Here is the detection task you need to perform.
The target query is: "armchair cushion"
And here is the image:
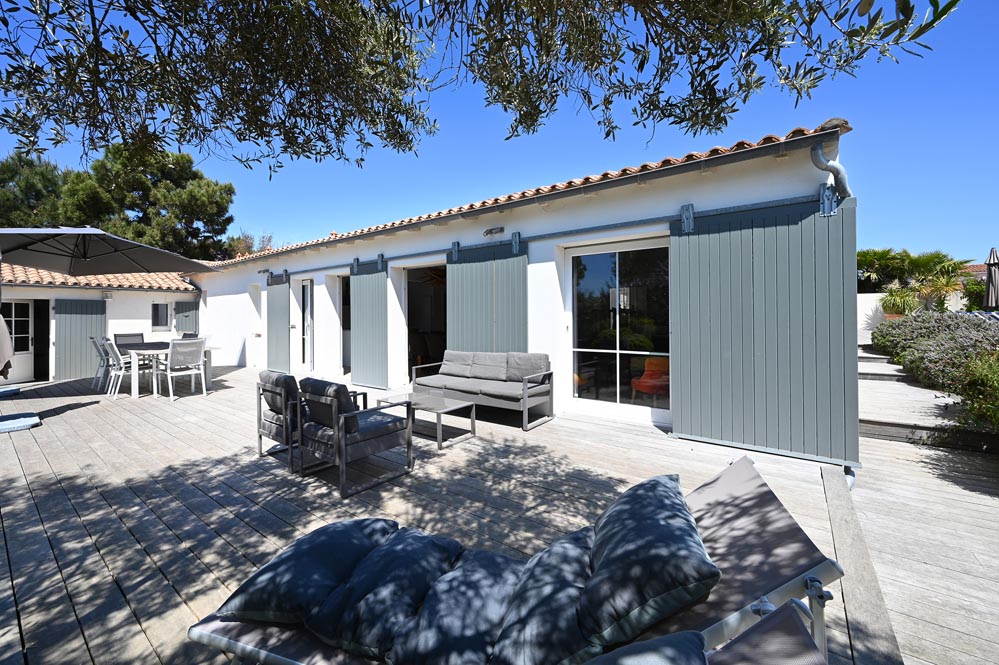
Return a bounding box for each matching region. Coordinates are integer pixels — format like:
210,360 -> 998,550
259,370 -> 300,414
578,475 -> 720,647
346,410 -> 407,446
584,632 -> 707,665
440,350 -> 474,378
306,528 -> 464,659
300,378 -> 359,434
507,353 -> 551,384
216,518 -> 398,624
470,352 -> 508,381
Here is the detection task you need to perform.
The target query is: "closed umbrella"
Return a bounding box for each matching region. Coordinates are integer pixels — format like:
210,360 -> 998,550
986,247 -> 999,311
0,227 -> 216,431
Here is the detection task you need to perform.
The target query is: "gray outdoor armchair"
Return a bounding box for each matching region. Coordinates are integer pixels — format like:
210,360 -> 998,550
257,370 -> 303,472
298,378 -> 413,498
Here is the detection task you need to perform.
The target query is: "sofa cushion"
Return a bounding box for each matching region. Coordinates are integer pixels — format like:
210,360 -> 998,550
578,475 -> 721,647
300,378 -> 359,434
389,550 -> 524,665
216,518 -> 398,624
346,410 -> 407,446
491,527 -> 599,665
306,528 -> 464,659
440,377 -> 492,395
259,370 -> 299,414
440,350 -> 474,378
507,353 -> 551,384
470,352 -> 508,381
414,374 -> 451,391
584,632 -> 707,665
479,380 -> 550,401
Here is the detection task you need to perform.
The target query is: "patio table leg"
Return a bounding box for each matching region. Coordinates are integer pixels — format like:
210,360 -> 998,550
130,351 -> 140,399
436,413 -> 443,451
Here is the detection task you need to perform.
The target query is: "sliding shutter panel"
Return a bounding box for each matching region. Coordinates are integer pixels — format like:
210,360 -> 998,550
54,299 -> 106,380
267,274 -> 291,372
447,241 -> 528,353
350,260 -> 389,388
174,300 -> 199,334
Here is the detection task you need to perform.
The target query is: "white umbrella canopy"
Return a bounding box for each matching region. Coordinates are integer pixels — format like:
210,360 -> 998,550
0,227 -> 216,275
985,247 -> 999,311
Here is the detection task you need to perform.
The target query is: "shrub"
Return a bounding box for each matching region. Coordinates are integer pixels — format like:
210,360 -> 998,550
957,351 -> 999,435
962,278 -> 987,312
871,312 -> 999,391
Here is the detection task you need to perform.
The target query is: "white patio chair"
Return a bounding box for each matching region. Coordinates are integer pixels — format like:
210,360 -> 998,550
104,337 -> 132,399
89,336 -> 110,391
156,338 -> 208,400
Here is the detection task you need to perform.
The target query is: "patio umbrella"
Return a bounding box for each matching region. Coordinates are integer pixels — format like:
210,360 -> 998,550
986,247 -> 999,311
0,227 -> 214,275
0,227 -> 216,429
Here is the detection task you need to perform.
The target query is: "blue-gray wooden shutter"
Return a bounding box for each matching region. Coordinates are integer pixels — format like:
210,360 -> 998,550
174,300 -> 199,334
349,260 -> 389,388
446,242 -> 528,353
266,273 -> 291,372
668,198 -> 859,466
54,299 -> 107,380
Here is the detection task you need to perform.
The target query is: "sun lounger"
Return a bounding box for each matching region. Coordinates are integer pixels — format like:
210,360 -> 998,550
188,457 -> 842,663
0,413 -> 40,433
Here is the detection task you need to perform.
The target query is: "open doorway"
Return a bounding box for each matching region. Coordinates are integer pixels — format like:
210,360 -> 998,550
406,267 -> 447,374
340,276 -> 351,372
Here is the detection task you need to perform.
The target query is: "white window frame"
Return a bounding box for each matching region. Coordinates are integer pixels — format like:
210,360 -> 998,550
562,235 -> 672,424
151,302 -> 172,331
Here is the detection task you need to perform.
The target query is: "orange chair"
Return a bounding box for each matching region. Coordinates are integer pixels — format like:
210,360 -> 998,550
631,356 -> 670,407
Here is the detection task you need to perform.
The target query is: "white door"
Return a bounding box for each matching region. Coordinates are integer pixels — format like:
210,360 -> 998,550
1,300 -> 34,383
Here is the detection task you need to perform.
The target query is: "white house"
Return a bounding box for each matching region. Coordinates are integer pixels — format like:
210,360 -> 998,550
191,119 -> 861,468
0,264 -> 200,383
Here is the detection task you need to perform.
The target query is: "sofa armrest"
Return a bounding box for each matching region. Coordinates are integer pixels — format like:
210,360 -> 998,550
412,361 -> 443,382
522,369 -> 554,391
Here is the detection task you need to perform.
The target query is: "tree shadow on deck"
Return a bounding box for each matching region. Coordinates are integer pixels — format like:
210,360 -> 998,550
910,437 -> 999,498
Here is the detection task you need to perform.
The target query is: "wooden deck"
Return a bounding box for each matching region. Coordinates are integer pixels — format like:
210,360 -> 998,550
0,367 -> 994,664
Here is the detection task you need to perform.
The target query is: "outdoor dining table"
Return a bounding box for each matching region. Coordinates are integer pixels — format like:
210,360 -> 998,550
117,341 -> 215,399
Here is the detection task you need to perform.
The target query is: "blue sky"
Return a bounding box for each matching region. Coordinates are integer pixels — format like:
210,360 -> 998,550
2,3 -> 994,263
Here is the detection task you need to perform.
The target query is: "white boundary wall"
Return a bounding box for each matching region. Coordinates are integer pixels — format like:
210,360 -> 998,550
195,145 -> 835,423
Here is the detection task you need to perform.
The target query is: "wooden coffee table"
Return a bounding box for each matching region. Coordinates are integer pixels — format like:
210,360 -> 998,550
377,391 -> 476,450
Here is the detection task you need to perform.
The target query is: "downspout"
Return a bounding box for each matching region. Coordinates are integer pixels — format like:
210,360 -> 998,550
810,143 -> 853,199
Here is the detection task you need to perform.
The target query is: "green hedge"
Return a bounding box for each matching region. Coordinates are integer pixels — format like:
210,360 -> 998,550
871,313 -> 999,434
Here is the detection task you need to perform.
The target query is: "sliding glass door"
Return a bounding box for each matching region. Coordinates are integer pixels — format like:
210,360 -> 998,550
571,242 -> 670,409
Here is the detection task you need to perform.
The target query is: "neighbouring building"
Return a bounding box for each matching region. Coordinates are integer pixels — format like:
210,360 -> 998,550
198,119 -> 859,467
0,265 -> 200,383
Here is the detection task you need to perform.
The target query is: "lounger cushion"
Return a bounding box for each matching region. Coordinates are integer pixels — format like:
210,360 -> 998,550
470,352 -> 508,381
507,353 -> 551,384
216,518 -> 398,624
492,527 -> 599,665
578,475 -> 721,646
259,370 -> 299,414
307,528 -> 464,659
300,378 -> 359,433
440,351 -> 474,378
584,632 -> 707,665
389,550 -> 524,665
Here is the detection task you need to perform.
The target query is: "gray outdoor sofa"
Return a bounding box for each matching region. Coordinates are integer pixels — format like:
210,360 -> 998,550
412,351 -> 554,430
188,457 -> 843,664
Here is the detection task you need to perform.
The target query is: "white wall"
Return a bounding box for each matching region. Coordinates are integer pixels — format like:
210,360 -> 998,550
195,143 -> 836,420
1,286 -> 199,380
857,291 -> 968,346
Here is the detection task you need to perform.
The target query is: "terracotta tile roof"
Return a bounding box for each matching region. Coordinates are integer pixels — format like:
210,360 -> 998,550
213,118 -> 852,268
965,264 -> 987,274
1,264 -> 198,291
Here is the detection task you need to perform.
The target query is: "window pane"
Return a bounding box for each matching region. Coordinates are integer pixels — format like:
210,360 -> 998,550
13,302 -> 28,319
573,253 -> 617,350
621,353 -> 670,409
573,351 -> 617,403
14,320 -> 29,335
13,336 -> 29,352
618,248 -> 669,352
0,303 -> 11,319
152,303 -> 169,327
